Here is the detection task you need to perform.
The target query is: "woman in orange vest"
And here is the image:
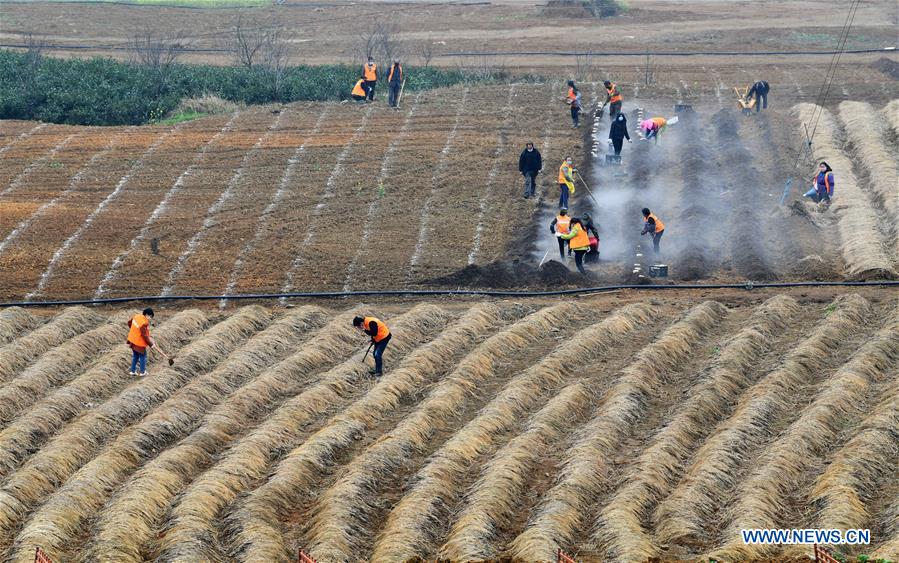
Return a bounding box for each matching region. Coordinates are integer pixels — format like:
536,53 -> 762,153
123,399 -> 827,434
604,80 -> 623,118
558,156 -> 576,209
351,78 -> 368,102
565,80 -> 582,128
127,308 -> 156,376
560,218 -> 591,274
353,315 -> 391,376
550,207 -> 571,261
361,57 -> 378,101
640,207 -> 665,254
387,58 -> 403,108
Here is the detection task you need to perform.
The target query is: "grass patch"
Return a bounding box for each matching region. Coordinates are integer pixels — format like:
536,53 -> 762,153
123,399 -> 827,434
155,111 -> 209,125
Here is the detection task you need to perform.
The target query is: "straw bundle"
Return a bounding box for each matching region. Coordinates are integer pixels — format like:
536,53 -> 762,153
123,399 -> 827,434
794,104 -> 896,278
375,303 -> 655,561
226,303 -> 504,562
1,308 -> 268,557
0,310 -> 208,481
0,306 -> 104,384
883,100 -> 899,138
708,310 -> 899,561
305,303 -> 579,561
654,294 -> 871,547
593,295 -> 800,561
507,301 -> 727,561
0,307 -> 38,347
86,307 -> 343,562
0,313 -> 131,426
159,304 -> 450,563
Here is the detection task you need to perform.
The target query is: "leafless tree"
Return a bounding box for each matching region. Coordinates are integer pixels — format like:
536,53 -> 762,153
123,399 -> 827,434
416,35 -> 435,68
643,51 -> 655,86
574,45 -> 595,82
358,19 -> 405,70
128,29 -> 189,92
227,8 -> 292,100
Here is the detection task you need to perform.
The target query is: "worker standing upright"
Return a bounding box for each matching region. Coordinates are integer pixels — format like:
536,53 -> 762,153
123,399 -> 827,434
354,315 -> 391,377
518,141 -> 542,199
558,156 -> 576,209
565,80 -> 582,128
362,56 -> 378,101
747,80 -> 770,112
550,207 -> 571,261
604,80 -> 623,118
560,218 -> 590,275
641,207 -> 665,254
387,58 -> 403,108
608,113 -> 632,156
127,308 -> 156,377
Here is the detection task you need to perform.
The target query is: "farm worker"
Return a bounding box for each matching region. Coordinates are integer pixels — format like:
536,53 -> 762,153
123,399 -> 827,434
565,80 -> 582,128
608,113 -> 632,156
641,117 -> 667,143
127,308 -> 156,377
746,80 -> 770,112
353,315 -> 391,377
351,79 -> 368,102
558,156 -> 576,209
604,80 -> 623,118
560,218 -> 590,275
580,212 -> 601,263
362,56 -> 378,101
803,161 -> 835,204
518,141 -> 542,199
550,207 -> 571,261
641,207 -> 665,254
387,58 -> 403,108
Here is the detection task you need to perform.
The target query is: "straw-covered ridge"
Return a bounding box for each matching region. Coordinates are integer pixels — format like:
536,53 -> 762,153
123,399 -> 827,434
653,294 -> 872,547
837,101 -> 899,253
86,307 -> 347,563
872,475 -> 899,561
507,301 -> 727,561
0,306 -> 104,384
708,308 -> 899,561
794,104 -> 896,278
225,303 -> 505,562
305,303 -> 580,561
3,307 -> 269,560
375,303 -> 655,561
0,313 -> 131,426
160,304 -> 450,563
0,309 -> 208,482
0,307 -> 39,347
883,100 -> 899,138
594,295 -> 801,562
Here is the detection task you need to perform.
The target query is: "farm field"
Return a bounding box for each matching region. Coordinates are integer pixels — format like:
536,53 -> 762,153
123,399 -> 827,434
0,290 -> 896,562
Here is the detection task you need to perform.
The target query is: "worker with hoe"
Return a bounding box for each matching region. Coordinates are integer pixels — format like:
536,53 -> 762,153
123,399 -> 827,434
387,58 -> 403,108
747,80 -> 770,113
549,207 -> 571,261
558,156 -> 576,209
560,217 -> 591,275
354,315 -> 391,377
565,80 -> 582,128
803,161 -> 835,206
127,308 -> 157,376
608,113 -> 632,156
604,80 -> 623,118
518,141 -> 542,199
361,56 -> 378,101
641,207 -> 665,254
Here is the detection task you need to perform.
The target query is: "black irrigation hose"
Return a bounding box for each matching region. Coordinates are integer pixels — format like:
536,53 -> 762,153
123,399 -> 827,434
2,280 -> 897,308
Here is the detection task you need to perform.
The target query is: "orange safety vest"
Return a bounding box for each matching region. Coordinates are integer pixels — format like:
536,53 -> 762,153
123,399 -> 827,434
558,162 -> 574,185
651,117 -> 667,128
566,87 -> 579,106
607,83 -> 622,103
127,314 -> 150,348
555,214 -> 571,234
363,63 -> 378,81
568,224 -> 590,250
352,79 -> 367,97
388,64 -> 402,83
363,316 -> 390,343
644,213 -> 665,233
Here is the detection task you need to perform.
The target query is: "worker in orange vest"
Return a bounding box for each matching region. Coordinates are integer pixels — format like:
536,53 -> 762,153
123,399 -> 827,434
604,80 -> 623,118
558,157 -> 576,209
550,207 -> 571,261
361,56 -> 378,101
354,315 -> 391,376
565,80 -> 582,128
387,58 -> 403,108
641,207 -> 665,254
560,217 -> 590,274
127,308 -> 157,376
351,78 -> 368,102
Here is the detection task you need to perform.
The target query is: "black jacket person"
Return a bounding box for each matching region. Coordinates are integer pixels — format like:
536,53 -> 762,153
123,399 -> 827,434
518,141 -> 542,199
353,315 -> 391,376
747,80 -> 769,112
608,113 -> 631,156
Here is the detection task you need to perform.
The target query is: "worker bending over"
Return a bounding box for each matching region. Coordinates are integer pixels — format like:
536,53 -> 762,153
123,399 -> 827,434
604,80 -> 623,118
747,80 -> 770,112
362,56 -> 378,101
550,207 -> 571,261
354,315 -> 391,376
566,80 -> 582,128
641,117 -> 667,143
558,156 -> 576,209
387,59 -> 403,108
127,308 -> 156,377
641,208 -> 665,254
581,212 -> 601,263
351,78 -> 368,102
803,161 -> 835,205
560,218 -> 590,275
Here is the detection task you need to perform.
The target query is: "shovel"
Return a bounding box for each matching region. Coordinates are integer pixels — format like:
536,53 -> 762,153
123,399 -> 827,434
362,342 -> 374,364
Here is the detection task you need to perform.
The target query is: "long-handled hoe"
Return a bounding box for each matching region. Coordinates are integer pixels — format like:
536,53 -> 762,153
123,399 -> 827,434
362,342 -> 374,364
577,175 -> 600,206
154,344 -> 175,366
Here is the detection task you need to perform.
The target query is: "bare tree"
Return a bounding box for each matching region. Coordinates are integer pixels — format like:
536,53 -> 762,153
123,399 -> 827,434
643,50 -> 655,86
231,13 -> 266,69
128,30 -> 189,93
416,35 -> 435,68
574,45 -> 594,82
358,19 -> 405,70
227,8 -> 293,100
